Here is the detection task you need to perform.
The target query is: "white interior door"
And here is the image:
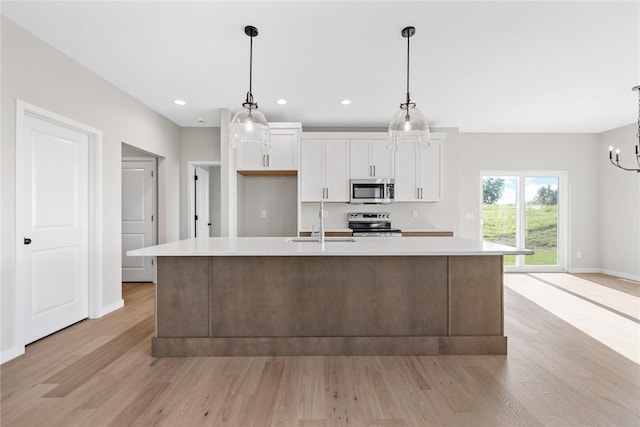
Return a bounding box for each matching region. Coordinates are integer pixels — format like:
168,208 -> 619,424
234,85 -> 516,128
122,159 -> 156,282
18,115 -> 89,344
195,166 -> 210,238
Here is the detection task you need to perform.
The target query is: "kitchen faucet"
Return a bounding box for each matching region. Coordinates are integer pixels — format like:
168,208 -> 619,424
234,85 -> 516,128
318,198 -> 325,243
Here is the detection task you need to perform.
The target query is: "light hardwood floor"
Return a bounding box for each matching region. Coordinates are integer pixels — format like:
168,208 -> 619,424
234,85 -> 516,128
1,273 -> 638,426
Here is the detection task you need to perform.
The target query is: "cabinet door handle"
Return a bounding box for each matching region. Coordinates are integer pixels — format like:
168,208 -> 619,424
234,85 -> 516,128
24,238 -> 32,245
267,154 -> 270,168
420,188 -> 423,199
416,188 -> 420,199
373,165 -> 376,176
369,165 -> 373,176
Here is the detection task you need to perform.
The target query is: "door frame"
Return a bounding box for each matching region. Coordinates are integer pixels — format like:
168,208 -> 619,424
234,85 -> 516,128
15,100 -> 103,356
479,170 -> 568,272
121,157 -> 157,282
187,161 -> 221,238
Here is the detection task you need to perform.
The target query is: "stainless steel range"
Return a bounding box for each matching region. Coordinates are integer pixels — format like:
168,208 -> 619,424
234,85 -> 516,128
348,212 -> 402,237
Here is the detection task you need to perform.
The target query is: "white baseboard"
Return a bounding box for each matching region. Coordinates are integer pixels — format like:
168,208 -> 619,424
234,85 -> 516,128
599,269 -> 640,283
567,268 -> 601,274
1,345 -> 25,364
99,299 -> 124,317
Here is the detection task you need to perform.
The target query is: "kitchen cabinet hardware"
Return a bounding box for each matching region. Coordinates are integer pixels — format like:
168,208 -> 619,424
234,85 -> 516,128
24,238 -> 32,245
394,140 -> 442,202
300,138 -> 349,202
350,139 -> 394,179
236,126 -> 300,171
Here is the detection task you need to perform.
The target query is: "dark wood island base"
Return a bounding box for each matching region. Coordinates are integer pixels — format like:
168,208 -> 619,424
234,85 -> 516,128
152,255 -> 506,356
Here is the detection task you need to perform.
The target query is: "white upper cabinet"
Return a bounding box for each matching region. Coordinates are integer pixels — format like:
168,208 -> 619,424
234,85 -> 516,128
350,138 -> 394,178
236,123 -> 301,171
300,137 -> 349,202
394,135 -> 444,202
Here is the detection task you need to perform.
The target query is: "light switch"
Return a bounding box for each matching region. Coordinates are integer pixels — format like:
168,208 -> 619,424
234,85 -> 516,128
412,210 -> 418,218
261,210 -> 267,218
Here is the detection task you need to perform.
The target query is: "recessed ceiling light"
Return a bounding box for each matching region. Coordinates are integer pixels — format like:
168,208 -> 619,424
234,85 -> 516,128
173,99 -> 186,106
276,99 -> 287,105
341,99 -> 352,105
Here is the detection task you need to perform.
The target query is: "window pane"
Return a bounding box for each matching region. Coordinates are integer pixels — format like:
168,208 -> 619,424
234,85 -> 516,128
524,177 -> 559,266
482,176 -> 518,266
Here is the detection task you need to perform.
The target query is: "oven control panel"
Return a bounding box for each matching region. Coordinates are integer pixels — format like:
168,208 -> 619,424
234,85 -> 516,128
348,212 -> 391,221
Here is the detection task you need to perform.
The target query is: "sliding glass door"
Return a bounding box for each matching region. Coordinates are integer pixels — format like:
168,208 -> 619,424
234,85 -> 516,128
481,172 -> 566,270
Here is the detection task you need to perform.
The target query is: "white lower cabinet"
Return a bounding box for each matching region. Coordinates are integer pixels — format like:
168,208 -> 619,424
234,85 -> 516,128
300,138 -> 350,202
395,140 -> 442,202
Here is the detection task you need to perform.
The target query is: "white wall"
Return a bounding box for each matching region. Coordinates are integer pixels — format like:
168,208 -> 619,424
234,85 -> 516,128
598,124 -> 640,280
179,127 -> 220,239
454,131 -> 600,271
1,17 -> 181,361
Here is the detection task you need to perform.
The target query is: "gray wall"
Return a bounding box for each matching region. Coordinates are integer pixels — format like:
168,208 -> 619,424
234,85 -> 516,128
1,17 -> 181,360
237,175 -> 298,237
598,124 -> 640,280
209,166 -> 222,237
180,127 -> 220,239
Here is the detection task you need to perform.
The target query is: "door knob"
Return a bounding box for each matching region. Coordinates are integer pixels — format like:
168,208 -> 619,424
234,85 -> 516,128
24,238 -> 32,245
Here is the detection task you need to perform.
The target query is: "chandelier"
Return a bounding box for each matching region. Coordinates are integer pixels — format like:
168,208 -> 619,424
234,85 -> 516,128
608,85 -> 640,173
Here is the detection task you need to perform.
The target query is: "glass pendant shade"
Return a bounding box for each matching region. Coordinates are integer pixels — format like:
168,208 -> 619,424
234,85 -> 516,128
231,25 -> 270,151
230,106 -> 270,151
388,104 -> 430,151
388,26 -> 430,151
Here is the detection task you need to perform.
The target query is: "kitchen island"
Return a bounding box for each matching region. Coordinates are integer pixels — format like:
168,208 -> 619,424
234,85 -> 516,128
128,237 -> 532,357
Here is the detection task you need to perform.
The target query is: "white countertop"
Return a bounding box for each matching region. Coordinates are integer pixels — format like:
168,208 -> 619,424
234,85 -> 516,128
127,237 -> 533,257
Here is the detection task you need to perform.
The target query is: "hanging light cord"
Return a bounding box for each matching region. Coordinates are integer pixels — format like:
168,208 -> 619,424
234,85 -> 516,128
405,32 -> 410,108
243,30 -> 257,110
400,28 -> 416,112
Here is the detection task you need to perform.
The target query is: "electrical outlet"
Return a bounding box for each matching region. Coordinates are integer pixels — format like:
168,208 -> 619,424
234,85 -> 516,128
412,210 -> 418,218
261,210 -> 267,218
576,251 -> 582,259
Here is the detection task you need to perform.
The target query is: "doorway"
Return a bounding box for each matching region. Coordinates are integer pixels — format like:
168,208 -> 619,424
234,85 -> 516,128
480,171 -> 567,271
121,157 -> 157,282
188,162 -> 221,238
15,101 -> 103,350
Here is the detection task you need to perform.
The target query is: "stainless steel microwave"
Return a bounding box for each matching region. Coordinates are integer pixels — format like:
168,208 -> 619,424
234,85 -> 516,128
350,178 -> 395,204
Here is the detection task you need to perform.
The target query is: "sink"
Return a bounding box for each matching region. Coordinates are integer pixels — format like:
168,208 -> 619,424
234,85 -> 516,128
285,237 -> 356,243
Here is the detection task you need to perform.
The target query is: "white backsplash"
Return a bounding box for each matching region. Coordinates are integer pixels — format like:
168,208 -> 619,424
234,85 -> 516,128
300,202 -> 452,231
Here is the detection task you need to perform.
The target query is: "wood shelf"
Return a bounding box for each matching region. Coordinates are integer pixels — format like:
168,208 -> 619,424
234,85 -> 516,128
237,170 -> 297,177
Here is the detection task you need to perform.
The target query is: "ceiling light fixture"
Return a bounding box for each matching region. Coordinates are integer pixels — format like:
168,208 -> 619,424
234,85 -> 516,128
341,99 -> 352,105
230,25 -> 270,150
276,99 -> 287,105
388,26 -> 430,151
608,85 -> 640,173
173,99 -> 186,106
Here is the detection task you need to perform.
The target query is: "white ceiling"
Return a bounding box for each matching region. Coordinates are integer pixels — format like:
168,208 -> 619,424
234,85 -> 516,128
2,1 -> 639,132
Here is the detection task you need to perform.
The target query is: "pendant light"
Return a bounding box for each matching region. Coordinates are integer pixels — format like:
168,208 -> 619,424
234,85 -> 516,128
230,25 -> 270,151
388,26 -> 430,151
608,85 -> 640,173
